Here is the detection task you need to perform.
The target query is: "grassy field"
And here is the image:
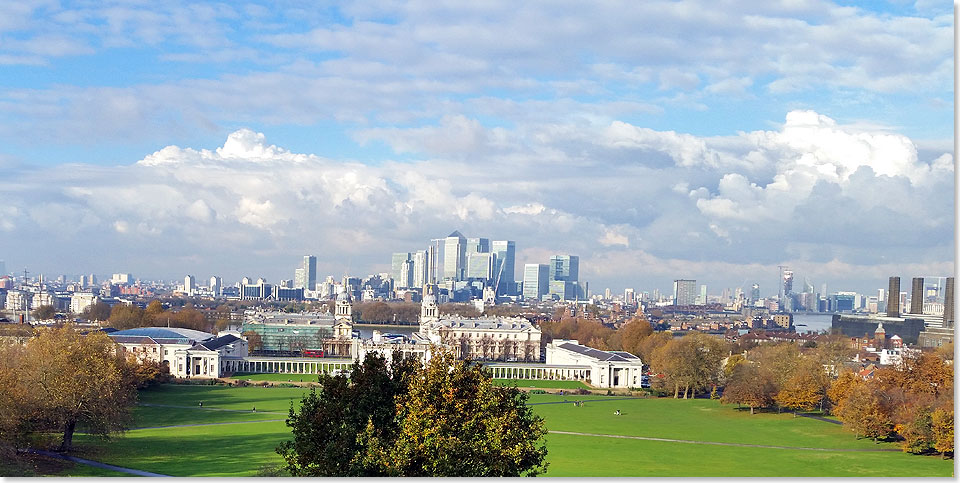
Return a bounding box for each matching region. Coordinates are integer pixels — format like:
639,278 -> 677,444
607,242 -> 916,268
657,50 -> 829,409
229,372 -> 323,382
54,384 -> 953,477
494,379 -> 589,389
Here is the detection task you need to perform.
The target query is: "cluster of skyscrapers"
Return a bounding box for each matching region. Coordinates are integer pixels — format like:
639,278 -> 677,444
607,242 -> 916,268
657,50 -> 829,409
522,255 -> 585,301
392,231 -> 517,297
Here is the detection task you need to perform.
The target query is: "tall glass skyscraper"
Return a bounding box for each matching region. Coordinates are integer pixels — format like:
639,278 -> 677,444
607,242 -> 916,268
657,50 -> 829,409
523,264 -> 549,300
443,231 -> 466,281
303,255 -> 317,291
549,255 -> 579,282
492,240 -> 516,295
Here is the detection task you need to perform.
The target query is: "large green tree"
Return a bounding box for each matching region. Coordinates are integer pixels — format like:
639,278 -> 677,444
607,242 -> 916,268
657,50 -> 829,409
277,351 -> 548,477
369,351 -> 548,476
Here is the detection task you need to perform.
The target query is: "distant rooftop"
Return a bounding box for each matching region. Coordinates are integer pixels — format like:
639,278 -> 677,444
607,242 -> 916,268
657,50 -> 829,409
109,327 -> 214,342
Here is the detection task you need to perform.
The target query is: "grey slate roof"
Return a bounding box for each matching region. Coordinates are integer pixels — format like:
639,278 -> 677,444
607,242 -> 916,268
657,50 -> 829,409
557,342 -> 638,362
197,334 -> 241,351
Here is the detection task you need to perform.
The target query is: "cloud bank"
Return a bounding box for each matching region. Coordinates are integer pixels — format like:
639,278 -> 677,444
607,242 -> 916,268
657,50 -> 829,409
1,110 -> 952,293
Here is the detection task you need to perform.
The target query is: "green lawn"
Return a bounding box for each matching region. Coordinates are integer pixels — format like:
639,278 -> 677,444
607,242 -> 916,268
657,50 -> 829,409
230,372 -> 323,382
541,432 -> 951,477
494,379 -> 589,389
54,384 -> 954,478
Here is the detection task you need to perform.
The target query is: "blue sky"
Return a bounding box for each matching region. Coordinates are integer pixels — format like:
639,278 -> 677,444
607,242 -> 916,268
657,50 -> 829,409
0,0 -> 954,295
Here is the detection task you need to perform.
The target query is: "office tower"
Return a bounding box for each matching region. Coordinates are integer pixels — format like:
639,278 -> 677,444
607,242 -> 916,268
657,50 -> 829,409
673,279 -> 696,306
79,275 -> 88,287
427,241 -> 440,284
184,275 -> 196,295
412,250 -> 428,288
549,255 -> 579,282
209,276 -> 222,296
302,256 -> 317,290
294,268 -> 305,289
392,252 -> 413,288
465,237 -> 490,255
750,283 -> 760,303
111,273 -> 132,284
399,259 -> 414,289
944,277 -> 955,328
443,231 -> 466,281
466,252 -> 495,282
523,264 -> 549,300
878,288 -> 885,302
698,284 -> 707,305
491,240 -> 516,295
624,288 -> 634,304
910,277 -> 924,314
886,276 -> 900,317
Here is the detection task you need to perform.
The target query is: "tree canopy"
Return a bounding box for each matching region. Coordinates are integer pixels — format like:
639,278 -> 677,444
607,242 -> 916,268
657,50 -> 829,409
278,351 -> 548,477
0,325 -> 138,452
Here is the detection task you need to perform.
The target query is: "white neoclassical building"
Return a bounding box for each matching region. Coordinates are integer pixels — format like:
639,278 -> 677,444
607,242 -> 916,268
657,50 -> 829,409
545,339 -> 644,388
108,327 -> 247,378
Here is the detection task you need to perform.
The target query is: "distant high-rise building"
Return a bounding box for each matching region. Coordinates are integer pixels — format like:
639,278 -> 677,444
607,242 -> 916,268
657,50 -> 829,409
878,288 -> 885,302
443,231 -> 466,281
302,255 -> 317,290
392,252 -> 413,288
209,276 -> 222,296
750,283 -> 760,303
910,277 -> 924,314
111,273 -> 132,285
465,237 -> 490,255
466,252 -> 495,282
491,240 -> 516,296
887,276 -> 900,317
523,264 -> 549,300
184,275 -> 196,296
944,277 -> 954,328
697,284 -> 707,305
624,288 -> 635,304
412,250 -> 429,289
427,241 -> 440,284
673,279 -> 696,306
549,255 -> 579,282
294,268 -> 305,289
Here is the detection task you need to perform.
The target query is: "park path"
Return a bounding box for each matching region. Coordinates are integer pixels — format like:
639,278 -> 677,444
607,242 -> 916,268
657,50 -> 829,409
133,419 -> 286,430
549,430 -> 899,452
24,448 -> 172,477
138,402 -> 287,415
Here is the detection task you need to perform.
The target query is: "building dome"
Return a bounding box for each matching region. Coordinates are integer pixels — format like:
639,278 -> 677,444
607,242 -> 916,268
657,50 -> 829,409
337,290 -> 351,303
423,294 -> 437,305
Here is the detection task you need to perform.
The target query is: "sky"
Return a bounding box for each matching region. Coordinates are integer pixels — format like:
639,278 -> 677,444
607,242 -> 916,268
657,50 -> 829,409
0,0 -> 954,297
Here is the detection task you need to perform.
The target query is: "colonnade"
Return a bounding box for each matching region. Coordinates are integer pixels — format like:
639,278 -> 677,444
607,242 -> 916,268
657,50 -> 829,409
221,358 -> 353,375
486,365 -> 590,382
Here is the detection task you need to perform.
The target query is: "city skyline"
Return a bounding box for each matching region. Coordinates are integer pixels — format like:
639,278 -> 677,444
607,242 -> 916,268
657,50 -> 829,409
0,2 -> 953,295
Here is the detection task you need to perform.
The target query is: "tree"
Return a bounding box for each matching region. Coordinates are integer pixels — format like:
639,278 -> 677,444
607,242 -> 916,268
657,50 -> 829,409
931,408 -> 954,458
277,352 -> 417,476
82,301 -> 112,321
652,333 -> 726,399
618,316 -> 653,356
721,362 -> 775,414
144,300 -> 165,320
31,305 -> 56,321
827,370 -> 860,415
278,351 -> 548,477
775,358 -> 828,416
10,325 -> 136,451
835,381 -> 894,442
107,304 -> 146,330
367,351 -> 548,477
243,331 -> 263,352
